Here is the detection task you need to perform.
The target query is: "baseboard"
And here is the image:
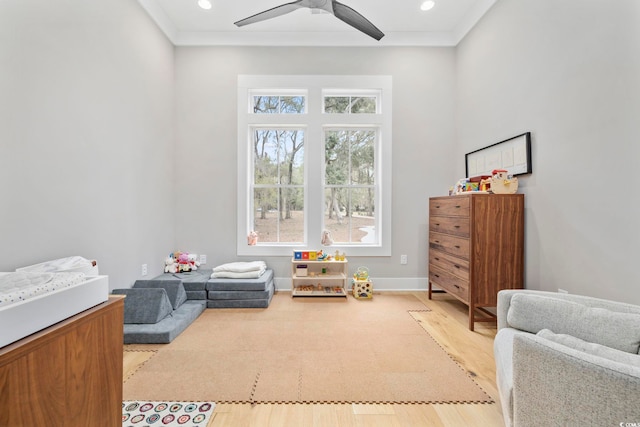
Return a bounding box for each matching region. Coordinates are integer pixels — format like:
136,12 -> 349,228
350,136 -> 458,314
274,277 -> 429,292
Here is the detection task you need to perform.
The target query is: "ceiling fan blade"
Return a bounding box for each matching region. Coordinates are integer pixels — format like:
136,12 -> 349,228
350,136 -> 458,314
234,1 -> 304,27
331,0 -> 385,41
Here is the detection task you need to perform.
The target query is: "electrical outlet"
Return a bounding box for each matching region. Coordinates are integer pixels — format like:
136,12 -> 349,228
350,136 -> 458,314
558,288 -> 568,294
141,264 -> 148,276
200,254 -> 207,265
400,254 -> 408,265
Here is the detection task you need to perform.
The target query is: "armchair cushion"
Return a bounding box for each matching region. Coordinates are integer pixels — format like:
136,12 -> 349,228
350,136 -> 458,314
507,293 -> 640,353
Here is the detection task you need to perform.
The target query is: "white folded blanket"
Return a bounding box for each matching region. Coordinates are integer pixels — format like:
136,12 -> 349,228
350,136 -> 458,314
211,270 -> 265,279
212,261 -> 267,273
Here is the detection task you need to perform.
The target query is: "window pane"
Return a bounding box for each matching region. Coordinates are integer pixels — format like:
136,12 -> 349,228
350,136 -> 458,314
324,96 -> 350,113
253,129 -> 304,185
325,130 -> 349,185
351,97 -> 377,113
324,188 -> 376,244
351,188 -> 376,243
253,95 -> 305,114
324,187 -> 348,241
350,130 -> 375,185
253,96 -> 279,114
278,130 -> 305,185
278,188 -> 304,243
253,188 -> 304,243
280,96 -> 305,113
324,96 -> 378,114
253,130 -> 279,184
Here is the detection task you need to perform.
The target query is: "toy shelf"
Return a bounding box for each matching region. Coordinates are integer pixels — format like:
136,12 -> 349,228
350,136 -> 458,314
291,258 -> 348,298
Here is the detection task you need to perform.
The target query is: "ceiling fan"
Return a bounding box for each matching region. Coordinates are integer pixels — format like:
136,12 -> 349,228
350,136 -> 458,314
234,0 -> 385,41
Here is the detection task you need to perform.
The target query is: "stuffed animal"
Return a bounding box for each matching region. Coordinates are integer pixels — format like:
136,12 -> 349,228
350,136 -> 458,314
164,256 -> 178,274
177,252 -> 192,272
321,229 -> 333,246
187,253 -> 200,271
247,231 -> 258,245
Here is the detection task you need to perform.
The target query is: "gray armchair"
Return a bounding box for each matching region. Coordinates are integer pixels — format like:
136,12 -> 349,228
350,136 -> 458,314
494,290 -> 640,427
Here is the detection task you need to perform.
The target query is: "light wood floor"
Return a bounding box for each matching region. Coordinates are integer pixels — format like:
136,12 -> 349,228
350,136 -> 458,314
123,291 -> 504,427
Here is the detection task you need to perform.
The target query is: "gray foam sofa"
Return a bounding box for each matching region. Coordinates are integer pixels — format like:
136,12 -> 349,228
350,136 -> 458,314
112,279 -> 205,344
494,289 -> 640,427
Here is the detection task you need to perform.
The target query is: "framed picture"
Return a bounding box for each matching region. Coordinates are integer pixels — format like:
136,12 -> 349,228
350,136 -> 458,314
465,132 -> 532,177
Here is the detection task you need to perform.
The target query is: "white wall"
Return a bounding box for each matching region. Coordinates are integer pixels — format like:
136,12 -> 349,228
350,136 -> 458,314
174,47 -> 457,288
456,0 -> 640,303
0,0 -> 176,289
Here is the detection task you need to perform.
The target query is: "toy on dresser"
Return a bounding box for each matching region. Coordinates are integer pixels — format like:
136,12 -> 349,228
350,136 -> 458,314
488,169 -> 518,194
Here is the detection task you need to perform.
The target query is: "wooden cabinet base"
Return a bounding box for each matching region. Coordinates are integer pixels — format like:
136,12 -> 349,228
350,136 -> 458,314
0,296 -> 124,427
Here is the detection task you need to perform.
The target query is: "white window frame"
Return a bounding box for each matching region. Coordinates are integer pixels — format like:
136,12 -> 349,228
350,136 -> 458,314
237,75 -> 392,257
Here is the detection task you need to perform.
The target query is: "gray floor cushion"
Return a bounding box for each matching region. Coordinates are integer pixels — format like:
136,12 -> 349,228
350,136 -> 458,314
186,290 -> 207,300
123,300 -> 206,344
132,279 -> 187,309
113,288 -> 173,324
152,270 -> 210,291
206,281 -> 275,308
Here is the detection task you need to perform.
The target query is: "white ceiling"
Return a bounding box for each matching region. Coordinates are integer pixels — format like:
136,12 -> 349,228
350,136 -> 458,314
137,0 -> 497,47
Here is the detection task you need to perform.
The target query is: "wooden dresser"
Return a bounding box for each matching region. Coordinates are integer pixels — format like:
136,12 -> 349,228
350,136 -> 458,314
428,194 -> 524,330
0,296 -> 124,427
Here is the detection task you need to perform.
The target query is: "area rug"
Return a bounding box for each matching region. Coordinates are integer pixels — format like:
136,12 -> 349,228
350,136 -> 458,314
122,401 -> 214,426
124,293 -> 493,405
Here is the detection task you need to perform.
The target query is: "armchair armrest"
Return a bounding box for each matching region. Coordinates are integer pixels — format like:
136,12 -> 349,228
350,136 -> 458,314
512,334 -> 640,427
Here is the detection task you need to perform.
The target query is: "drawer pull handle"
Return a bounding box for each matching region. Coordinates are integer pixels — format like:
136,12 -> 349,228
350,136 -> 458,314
435,223 -> 440,226
434,257 -> 440,261
454,264 -> 460,269
455,205 -> 461,209
454,284 -> 460,289
454,225 -> 460,228
435,240 -> 440,244
454,245 -> 460,249
434,274 -> 440,278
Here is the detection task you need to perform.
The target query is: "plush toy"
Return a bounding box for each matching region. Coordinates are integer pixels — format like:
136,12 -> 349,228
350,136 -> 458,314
321,229 -> 333,246
177,252 -> 192,273
164,256 -> 177,274
247,231 -> 258,245
187,253 -> 200,271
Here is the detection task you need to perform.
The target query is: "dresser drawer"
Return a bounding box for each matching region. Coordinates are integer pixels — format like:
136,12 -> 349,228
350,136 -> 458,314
429,250 -> 469,281
429,197 -> 470,217
429,216 -> 470,238
429,232 -> 470,259
429,265 -> 469,301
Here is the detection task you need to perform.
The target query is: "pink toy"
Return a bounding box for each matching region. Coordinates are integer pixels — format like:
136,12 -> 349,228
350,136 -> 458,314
248,231 -> 258,245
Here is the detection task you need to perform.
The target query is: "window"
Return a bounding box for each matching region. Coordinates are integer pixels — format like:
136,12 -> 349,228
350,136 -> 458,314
237,75 -> 392,257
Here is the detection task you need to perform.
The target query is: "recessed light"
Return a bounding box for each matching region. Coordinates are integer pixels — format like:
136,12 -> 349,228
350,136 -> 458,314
421,1 -> 435,11
198,0 -> 212,10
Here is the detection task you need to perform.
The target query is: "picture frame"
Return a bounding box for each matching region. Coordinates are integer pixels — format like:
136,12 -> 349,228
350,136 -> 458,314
465,132 -> 532,177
